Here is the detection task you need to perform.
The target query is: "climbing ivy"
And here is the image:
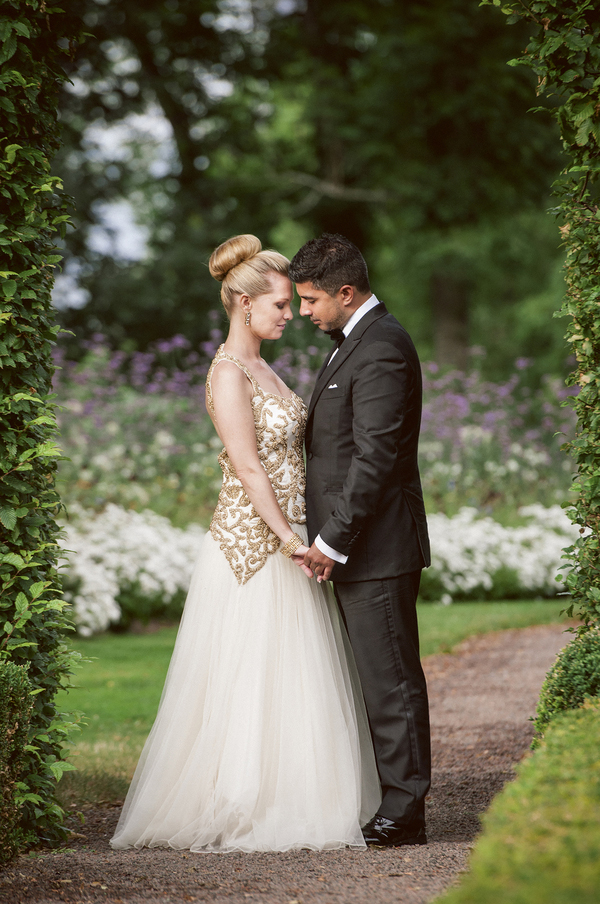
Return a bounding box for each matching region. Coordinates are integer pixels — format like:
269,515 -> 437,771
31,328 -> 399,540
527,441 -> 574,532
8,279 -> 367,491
0,1 -> 83,845
482,0 -> 600,629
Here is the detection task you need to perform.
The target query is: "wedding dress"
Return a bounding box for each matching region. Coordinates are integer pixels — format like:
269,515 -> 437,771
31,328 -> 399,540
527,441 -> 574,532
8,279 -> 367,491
110,346 -> 380,853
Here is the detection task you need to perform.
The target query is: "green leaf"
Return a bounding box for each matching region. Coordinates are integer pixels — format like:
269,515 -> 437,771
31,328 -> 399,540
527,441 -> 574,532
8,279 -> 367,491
0,32 -> 18,64
5,640 -> 37,651
12,393 -> 40,403
575,119 -> 593,147
34,442 -> 62,458
14,597 -> 28,618
26,415 -> 55,427
2,279 -> 17,297
571,102 -> 596,126
0,552 -> 24,568
4,143 -> 21,164
48,760 -> 76,780
13,21 -> 31,38
0,507 -> 17,530
29,581 -> 48,600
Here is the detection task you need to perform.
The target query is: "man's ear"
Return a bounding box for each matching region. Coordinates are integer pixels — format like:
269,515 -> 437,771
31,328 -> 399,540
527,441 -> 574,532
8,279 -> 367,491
338,285 -> 355,306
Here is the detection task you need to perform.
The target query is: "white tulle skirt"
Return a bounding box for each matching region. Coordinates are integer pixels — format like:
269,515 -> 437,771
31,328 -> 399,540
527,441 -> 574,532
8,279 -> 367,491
110,524 -> 381,853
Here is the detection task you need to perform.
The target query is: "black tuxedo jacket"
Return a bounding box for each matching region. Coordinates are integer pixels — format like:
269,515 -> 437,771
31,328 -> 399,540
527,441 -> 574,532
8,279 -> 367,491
305,302 -> 430,582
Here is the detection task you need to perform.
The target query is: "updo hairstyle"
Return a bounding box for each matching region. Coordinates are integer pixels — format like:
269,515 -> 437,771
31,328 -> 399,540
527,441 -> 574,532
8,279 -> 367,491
209,234 -> 290,316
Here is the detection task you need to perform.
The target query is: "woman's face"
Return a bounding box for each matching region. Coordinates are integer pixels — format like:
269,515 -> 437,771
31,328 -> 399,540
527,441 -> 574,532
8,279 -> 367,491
246,271 -> 294,340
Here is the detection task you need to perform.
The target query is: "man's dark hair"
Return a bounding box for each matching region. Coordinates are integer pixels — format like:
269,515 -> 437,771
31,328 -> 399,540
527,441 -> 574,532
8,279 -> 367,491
288,233 -> 370,295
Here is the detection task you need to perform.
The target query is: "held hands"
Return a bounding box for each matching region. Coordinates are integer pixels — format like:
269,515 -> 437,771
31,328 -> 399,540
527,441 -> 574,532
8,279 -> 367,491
286,537 -> 335,582
303,543 -> 335,583
291,545 -> 314,578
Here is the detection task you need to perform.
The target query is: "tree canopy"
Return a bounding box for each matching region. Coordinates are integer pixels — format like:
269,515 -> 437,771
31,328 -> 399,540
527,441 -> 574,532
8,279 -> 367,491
56,0 -> 564,373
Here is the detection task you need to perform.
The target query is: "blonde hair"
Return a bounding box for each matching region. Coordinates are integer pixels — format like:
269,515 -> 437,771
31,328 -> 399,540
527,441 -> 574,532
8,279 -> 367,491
209,234 -> 290,316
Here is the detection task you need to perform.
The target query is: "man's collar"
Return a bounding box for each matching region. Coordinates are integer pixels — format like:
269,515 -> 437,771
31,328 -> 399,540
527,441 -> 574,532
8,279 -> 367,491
343,294 -> 380,338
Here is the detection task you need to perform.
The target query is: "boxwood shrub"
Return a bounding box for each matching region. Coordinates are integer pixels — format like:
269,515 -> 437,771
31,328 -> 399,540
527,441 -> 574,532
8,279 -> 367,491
533,629 -> 600,740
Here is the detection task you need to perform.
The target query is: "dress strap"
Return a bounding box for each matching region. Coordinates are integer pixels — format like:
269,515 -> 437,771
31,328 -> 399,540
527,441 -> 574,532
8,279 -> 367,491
205,345 -> 260,415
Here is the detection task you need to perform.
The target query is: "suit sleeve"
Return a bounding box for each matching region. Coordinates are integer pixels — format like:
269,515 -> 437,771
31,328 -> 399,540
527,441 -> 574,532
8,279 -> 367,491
319,340 -> 408,555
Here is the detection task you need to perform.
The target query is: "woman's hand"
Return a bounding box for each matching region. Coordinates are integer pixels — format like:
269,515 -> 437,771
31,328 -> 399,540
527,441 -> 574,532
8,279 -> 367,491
291,544 -> 314,578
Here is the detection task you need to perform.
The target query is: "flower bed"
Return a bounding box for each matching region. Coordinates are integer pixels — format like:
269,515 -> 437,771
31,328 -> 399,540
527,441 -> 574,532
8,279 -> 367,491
60,505 -> 205,636
60,503 -> 576,635
53,334 -> 575,524
422,504 -> 578,602
419,363 -> 575,513
53,334 -> 577,633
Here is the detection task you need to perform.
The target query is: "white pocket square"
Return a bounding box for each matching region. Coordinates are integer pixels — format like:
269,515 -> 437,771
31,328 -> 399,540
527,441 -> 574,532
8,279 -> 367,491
327,383 -> 338,389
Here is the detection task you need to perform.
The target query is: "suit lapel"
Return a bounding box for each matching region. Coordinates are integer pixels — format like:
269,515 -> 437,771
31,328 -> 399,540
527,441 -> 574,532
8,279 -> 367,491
307,303 -> 388,422
315,344 -> 337,381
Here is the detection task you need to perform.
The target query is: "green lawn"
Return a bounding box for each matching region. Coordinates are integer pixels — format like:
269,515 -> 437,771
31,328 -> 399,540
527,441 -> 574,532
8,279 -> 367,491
417,599 -> 570,658
55,599 -> 570,806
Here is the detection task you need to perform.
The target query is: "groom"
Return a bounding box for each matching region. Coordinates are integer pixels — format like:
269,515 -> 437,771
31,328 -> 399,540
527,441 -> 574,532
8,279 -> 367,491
289,234 -> 431,847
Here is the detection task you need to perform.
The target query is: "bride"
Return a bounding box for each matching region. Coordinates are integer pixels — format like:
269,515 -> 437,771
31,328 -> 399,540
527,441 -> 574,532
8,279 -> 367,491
110,234 -> 380,853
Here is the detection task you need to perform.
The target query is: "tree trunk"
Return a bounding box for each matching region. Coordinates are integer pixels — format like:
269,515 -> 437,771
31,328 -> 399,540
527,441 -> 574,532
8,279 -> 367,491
430,271 -> 470,371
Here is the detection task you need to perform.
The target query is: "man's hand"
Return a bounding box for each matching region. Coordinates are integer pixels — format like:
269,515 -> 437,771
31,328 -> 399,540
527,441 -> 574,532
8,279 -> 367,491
303,543 -> 335,583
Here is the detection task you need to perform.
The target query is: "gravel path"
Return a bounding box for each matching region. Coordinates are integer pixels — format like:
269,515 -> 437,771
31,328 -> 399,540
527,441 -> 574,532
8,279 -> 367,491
0,623 -> 570,904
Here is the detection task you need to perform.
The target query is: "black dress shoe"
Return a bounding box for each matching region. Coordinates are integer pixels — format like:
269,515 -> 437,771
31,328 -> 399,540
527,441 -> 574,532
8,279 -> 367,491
362,815 -> 427,847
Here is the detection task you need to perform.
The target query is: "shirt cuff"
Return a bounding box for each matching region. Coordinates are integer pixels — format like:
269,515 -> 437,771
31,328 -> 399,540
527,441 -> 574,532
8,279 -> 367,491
315,534 -> 348,565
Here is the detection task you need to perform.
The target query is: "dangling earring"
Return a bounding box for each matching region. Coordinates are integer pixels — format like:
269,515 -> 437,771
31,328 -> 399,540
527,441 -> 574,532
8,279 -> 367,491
245,310 -> 251,327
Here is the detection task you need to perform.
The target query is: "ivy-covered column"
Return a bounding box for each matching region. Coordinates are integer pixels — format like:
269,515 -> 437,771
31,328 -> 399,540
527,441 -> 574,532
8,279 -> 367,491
0,2 -> 82,844
483,0 -> 600,629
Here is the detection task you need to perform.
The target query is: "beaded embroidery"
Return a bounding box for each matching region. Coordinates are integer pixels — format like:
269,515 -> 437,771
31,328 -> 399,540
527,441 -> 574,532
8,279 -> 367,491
206,345 -> 307,585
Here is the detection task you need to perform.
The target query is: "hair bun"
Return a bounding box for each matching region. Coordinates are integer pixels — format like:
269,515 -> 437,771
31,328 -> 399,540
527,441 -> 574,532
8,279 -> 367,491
209,234 -> 263,282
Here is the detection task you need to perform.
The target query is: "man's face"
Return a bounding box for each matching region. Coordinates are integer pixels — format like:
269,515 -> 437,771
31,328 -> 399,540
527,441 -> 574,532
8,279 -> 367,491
295,282 -> 348,332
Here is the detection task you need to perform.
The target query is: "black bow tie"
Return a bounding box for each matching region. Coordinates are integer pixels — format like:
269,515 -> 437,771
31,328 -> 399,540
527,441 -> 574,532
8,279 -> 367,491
326,328 -> 345,344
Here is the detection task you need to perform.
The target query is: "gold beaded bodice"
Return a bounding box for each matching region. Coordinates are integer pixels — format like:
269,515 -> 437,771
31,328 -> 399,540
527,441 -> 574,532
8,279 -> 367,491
205,346 -> 307,585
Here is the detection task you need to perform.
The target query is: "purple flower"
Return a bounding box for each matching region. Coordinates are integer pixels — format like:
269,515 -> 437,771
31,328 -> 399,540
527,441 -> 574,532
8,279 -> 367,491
515,357 -> 532,370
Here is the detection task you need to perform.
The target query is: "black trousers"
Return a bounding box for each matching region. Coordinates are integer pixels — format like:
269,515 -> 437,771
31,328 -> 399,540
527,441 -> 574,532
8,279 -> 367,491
334,572 -> 431,827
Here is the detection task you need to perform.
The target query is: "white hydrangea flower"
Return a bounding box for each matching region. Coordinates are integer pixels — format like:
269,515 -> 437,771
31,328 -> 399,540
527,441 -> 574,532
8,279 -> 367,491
427,505 -> 579,600
60,504 -> 205,636
60,503 -> 579,634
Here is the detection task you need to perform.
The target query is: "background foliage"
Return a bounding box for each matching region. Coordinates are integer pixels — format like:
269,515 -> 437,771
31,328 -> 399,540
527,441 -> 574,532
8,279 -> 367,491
0,0 -> 82,846
480,0 -> 600,630
55,0 -> 567,380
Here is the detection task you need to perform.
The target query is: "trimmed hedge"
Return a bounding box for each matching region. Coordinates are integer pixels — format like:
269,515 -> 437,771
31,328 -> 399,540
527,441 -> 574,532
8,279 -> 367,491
437,702 -> 600,904
533,629 -> 600,740
482,0 -> 600,630
0,661 -> 33,864
0,1 -> 83,845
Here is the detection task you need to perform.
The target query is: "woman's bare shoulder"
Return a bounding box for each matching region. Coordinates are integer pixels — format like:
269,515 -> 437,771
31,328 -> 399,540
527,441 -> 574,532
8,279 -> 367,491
210,358 -> 253,400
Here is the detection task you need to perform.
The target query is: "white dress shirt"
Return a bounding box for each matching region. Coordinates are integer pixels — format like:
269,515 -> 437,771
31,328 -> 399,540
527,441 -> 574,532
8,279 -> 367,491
314,294 -> 381,565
